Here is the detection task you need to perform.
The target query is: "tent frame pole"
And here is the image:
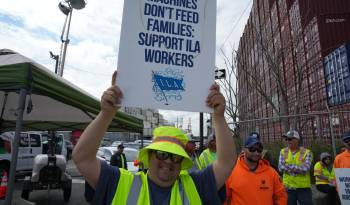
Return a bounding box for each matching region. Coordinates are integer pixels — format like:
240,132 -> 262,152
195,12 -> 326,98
4,89 -> 27,205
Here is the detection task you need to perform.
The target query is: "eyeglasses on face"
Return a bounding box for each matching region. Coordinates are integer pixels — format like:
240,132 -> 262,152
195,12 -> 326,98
248,147 -> 263,153
152,150 -> 183,164
344,138 -> 350,144
285,138 -> 295,141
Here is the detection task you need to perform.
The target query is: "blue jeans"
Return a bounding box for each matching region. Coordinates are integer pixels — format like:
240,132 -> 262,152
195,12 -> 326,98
287,188 -> 313,205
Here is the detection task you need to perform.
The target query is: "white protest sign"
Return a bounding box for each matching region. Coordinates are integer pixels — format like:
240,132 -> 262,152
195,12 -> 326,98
117,0 -> 216,112
335,168 -> 350,205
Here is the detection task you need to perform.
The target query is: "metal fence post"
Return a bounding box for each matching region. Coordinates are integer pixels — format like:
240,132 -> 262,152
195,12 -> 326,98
4,89 -> 27,205
328,112 -> 337,158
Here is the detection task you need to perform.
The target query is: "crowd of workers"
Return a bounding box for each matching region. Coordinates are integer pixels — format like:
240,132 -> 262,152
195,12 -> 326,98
72,72 -> 350,205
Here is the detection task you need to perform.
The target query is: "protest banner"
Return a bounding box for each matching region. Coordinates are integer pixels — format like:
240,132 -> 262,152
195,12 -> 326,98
334,168 -> 350,204
117,0 -> 216,112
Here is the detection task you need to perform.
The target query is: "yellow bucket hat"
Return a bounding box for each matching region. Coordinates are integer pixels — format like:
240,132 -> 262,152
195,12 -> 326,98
138,126 -> 193,170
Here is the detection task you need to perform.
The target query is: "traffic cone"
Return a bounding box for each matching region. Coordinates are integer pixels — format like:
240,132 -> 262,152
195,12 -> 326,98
0,170 -> 8,199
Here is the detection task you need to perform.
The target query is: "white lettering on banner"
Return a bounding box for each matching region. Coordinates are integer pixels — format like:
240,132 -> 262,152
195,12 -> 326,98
335,169 -> 350,204
325,18 -> 346,23
117,0 -> 216,112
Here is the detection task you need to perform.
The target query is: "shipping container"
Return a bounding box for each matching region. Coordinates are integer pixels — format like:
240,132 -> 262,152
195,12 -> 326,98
318,13 -> 350,57
323,43 -> 350,106
237,0 -> 350,143
297,0 -> 350,29
270,2 -> 279,32
258,0 -> 265,25
263,0 -> 270,19
286,0 -> 295,10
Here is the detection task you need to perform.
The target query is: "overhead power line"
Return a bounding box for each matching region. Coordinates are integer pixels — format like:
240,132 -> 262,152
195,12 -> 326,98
65,64 -> 111,77
218,0 -> 253,52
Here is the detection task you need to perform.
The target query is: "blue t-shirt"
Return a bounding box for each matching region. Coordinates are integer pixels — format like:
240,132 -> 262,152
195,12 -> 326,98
85,161 -> 225,205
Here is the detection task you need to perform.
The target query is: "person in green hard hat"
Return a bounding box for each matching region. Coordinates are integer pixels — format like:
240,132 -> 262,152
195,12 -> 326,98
72,71 -> 237,205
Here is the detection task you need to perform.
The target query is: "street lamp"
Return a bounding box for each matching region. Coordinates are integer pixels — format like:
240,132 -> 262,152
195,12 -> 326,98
54,0 -> 86,77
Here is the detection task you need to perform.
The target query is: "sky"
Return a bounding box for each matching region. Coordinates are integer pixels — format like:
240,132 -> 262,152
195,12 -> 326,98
0,0 -> 252,136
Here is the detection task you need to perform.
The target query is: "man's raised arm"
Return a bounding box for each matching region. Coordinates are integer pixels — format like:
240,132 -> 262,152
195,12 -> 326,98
206,84 -> 237,190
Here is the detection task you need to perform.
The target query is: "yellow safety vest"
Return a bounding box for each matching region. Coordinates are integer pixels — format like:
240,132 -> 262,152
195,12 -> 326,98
199,149 -> 215,169
194,156 -> 202,170
313,162 -> 335,185
281,147 -> 312,189
112,169 -> 202,205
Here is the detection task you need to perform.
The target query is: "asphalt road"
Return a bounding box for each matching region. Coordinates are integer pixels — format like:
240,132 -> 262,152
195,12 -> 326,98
12,160 -> 90,205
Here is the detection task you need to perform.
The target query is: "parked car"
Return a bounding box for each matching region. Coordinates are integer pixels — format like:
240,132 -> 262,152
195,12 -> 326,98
101,138 -> 111,147
96,147 -> 139,173
133,139 -> 152,148
123,142 -> 141,150
110,141 -> 124,147
0,132 -> 67,175
0,132 -> 47,174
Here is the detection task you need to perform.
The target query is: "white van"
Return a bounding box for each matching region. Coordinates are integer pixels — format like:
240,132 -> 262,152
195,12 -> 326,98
0,132 -> 67,174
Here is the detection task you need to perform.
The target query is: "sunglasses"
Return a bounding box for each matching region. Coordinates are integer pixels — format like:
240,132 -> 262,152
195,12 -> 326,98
152,150 -> 183,164
344,139 -> 350,144
248,147 -> 263,153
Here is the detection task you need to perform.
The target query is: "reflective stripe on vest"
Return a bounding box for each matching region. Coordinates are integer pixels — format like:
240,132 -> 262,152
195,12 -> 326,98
281,147 -> 312,189
194,156 -> 202,171
112,169 -> 202,205
283,147 -> 305,162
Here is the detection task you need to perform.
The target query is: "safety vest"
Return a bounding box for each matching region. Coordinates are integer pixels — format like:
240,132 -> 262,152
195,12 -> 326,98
281,147 -> 312,189
199,149 -> 215,168
314,162 -> 335,185
194,156 -> 202,170
112,169 -> 202,205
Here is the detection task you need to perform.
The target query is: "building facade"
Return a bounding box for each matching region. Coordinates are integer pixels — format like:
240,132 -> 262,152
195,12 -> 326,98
237,0 -> 350,145
120,107 -> 166,138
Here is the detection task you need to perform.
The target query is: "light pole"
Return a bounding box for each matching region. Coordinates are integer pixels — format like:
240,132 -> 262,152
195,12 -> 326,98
55,0 -> 86,77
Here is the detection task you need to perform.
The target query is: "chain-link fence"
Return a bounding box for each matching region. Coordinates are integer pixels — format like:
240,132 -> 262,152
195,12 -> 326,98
237,110 -> 350,157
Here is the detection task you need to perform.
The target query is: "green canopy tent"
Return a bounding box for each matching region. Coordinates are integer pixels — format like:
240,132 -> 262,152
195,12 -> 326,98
0,49 -> 143,204
0,50 -> 142,132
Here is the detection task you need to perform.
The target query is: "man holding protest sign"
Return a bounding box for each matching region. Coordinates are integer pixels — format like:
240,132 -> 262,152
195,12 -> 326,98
72,72 -> 237,205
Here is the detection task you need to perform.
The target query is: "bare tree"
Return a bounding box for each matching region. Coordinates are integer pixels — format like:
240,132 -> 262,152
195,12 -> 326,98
218,49 -> 239,122
216,47 -> 242,151
234,17 -> 309,133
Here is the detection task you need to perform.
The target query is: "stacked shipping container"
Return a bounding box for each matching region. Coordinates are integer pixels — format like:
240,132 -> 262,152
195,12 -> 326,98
324,43 -> 350,106
237,0 -> 350,145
